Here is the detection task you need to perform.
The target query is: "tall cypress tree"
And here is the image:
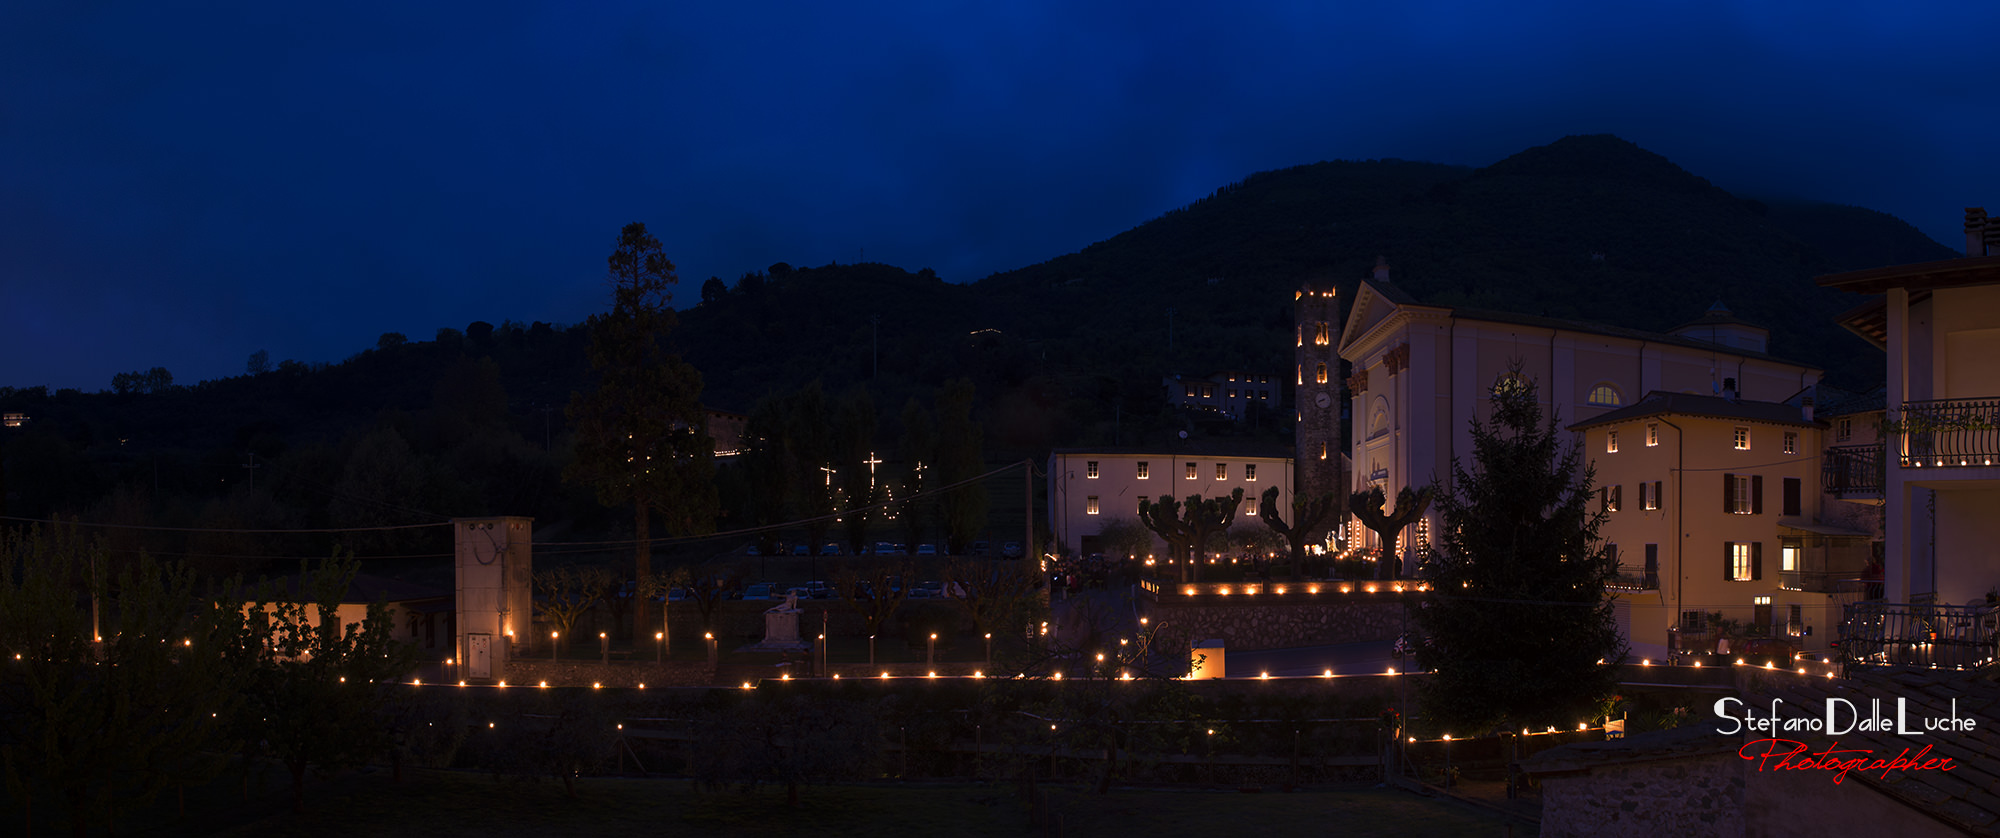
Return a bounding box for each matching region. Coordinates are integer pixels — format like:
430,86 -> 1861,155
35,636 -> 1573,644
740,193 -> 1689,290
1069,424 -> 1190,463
1412,372 -> 1624,733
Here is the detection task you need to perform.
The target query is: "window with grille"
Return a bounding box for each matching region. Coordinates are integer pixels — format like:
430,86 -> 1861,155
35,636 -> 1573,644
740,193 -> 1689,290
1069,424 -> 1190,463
1734,427 -> 1750,450
1607,430 -> 1619,453
1185,462 -> 1197,480
1086,496 -> 1099,515
1085,461 -> 1098,479
1646,424 -> 1659,446
1136,461 -> 1149,480
1215,463 -> 1227,481
1245,464 -> 1257,481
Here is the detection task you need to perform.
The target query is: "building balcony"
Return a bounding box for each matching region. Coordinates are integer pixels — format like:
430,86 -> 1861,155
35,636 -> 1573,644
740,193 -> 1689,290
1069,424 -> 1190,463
1822,444 -> 1884,500
1838,600 -> 2000,670
1895,397 -> 2000,469
1607,571 -> 1659,592
1778,572 -> 1872,596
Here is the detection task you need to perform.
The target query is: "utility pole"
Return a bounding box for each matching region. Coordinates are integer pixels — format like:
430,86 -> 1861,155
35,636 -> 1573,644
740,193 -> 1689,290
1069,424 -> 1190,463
242,452 -> 261,491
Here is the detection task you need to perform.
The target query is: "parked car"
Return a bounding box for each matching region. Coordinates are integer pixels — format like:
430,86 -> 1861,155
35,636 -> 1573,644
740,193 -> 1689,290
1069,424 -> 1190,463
1001,541 -> 1024,558
742,583 -> 774,601
916,543 -> 938,556
820,543 -> 842,556
792,543 -> 810,556
745,544 -> 762,557
972,540 -> 991,557
909,581 -> 944,599
803,581 -> 833,599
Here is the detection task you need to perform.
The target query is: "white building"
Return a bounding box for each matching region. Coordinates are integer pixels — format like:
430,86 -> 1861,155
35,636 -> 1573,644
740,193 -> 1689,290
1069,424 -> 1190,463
1337,263 -> 1824,576
1047,446 -> 1293,557
1819,207 -> 2000,607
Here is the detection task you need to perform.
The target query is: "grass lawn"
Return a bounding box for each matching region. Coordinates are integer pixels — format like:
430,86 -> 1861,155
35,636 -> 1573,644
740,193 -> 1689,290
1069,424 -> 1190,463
69,767 -> 1522,837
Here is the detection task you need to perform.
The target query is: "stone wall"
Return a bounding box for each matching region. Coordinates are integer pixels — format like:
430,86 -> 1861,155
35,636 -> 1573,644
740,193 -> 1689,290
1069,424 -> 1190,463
1143,599 -> 1406,651
1539,751 -> 1746,837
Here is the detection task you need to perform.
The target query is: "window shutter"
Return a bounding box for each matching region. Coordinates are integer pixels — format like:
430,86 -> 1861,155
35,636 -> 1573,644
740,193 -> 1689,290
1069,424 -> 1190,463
1599,487 -> 1607,512
1654,480 -> 1664,509
1607,542 -> 1618,567
1723,473 -> 1734,514
1724,542 -> 1733,581
1783,478 -> 1801,516
1752,542 -> 1763,581
1752,475 -> 1764,515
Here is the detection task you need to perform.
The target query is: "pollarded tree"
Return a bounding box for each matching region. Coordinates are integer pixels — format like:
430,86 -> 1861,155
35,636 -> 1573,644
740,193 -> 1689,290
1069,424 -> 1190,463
1350,485 -> 1433,581
1258,486 -> 1338,580
1411,372 -> 1624,734
533,566 -> 615,657
1137,490 -> 1244,583
566,222 -> 718,641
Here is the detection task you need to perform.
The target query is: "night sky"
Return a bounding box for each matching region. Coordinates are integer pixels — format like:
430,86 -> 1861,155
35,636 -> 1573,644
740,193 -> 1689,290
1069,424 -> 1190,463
5,3 -> 1997,391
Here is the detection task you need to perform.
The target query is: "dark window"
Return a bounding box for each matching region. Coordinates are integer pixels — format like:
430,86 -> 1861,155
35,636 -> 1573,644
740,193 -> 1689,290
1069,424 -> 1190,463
1783,477 -> 1801,516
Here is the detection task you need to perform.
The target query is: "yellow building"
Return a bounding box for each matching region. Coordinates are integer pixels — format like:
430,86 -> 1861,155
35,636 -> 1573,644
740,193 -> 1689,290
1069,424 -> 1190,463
1570,393 -> 1868,659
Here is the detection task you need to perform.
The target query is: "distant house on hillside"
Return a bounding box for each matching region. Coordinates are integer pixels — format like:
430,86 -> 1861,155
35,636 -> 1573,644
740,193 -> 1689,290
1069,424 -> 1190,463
1163,371 -> 1281,422
2,412 -> 24,427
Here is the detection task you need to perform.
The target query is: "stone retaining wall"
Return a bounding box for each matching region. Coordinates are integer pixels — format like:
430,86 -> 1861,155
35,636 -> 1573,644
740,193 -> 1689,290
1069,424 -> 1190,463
1143,599 -> 1407,651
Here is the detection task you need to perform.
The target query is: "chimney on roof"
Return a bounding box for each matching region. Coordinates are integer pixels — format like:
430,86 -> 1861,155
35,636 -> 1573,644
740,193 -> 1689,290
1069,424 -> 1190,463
1373,255 -> 1391,282
1970,207 -> 1992,257
1723,377 -> 1738,402
1801,394 -> 1815,423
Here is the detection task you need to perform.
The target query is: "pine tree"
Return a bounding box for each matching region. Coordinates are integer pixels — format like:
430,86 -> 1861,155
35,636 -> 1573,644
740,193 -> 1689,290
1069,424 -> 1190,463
566,222 -> 718,639
1411,373 -> 1624,733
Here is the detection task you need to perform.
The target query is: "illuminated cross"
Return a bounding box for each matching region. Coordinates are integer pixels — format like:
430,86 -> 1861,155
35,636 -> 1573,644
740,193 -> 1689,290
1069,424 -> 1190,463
820,465 -> 836,487
864,451 -> 882,490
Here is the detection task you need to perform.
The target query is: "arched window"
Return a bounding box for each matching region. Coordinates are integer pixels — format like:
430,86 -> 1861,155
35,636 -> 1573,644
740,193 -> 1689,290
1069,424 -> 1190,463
1587,384 -> 1622,407
1314,322 -> 1330,346
1315,363 -> 1328,384
1369,396 -> 1390,439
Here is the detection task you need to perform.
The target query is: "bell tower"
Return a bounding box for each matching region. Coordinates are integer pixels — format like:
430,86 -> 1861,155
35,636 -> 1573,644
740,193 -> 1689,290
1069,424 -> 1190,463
1294,282 -> 1343,543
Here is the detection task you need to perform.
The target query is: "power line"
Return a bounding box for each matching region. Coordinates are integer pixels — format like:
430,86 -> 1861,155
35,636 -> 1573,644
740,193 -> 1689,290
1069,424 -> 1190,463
0,516 -> 451,535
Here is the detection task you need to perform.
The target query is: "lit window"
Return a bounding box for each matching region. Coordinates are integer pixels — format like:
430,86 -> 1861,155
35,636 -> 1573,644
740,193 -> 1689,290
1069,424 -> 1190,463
1753,595 -> 1771,606
1244,495 -> 1259,515
1646,424 -> 1659,447
1185,384 -> 1195,398
1086,461 -> 1099,479
1731,543 -> 1753,581
1734,427 -> 1750,450
1314,323 -> 1330,346
1731,475 -> 1752,514
1245,464 -> 1257,482
1836,418 -> 1852,442
1318,442 -> 1327,460
1215,463 -> 1227,481
1258,391 -> 1268,400
1781,543 -> 1799,572
1606,431 -> 1619,453
1782,432 -> 1796,455
1201,385 -> 1214,399
1086,496 -> 1099,515
1186,462 -> 1197,480
1315,363 -> 1328,384
1641,481 -> 1661,511
1587,384 -> 1621,407
1136,461 -> 1149,480
1227,389 -> 1237,400
1601,485 -> 1622,512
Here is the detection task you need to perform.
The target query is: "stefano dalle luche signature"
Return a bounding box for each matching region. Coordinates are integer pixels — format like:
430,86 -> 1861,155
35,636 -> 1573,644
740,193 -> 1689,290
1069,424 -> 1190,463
1711,697 -> 1975,783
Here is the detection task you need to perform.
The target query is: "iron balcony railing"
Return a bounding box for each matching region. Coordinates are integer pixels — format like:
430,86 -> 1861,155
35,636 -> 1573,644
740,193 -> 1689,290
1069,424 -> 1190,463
1822,444 -> 1884,496
1838,601 -> 2000,670
1778,572 -> 1872,596
1607,570 -> 1659,591
1895,397 -> 2000,468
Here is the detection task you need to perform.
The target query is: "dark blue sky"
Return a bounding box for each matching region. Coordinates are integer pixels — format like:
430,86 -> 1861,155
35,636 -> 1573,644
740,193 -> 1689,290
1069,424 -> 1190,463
5,2 -> 1997,391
